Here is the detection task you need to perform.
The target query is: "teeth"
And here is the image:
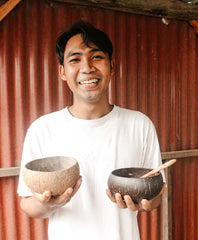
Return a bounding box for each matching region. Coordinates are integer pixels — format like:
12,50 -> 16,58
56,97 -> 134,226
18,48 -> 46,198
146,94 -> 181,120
80,79 -> 99,84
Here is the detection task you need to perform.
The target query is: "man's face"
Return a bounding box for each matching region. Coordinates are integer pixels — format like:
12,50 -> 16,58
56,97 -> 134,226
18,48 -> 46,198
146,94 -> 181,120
59,34 -> 113,105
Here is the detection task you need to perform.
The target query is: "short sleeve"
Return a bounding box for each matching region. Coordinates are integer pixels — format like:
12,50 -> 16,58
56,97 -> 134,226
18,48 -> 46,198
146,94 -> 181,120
141,118 -> 165,182
17,120 -> 45,196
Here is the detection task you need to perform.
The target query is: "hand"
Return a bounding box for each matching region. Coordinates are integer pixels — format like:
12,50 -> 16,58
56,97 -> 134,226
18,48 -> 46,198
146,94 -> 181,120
20,176 -> 83,219
34,176 -> 82,209
106,183 -> 165,212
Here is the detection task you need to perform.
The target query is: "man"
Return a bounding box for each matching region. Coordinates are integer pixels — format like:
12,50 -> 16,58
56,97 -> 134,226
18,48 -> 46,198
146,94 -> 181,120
17,21 -> 165,240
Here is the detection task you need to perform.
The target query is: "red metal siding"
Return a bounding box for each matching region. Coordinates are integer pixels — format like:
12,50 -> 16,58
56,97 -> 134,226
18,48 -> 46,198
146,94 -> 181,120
0,0 -> 197,239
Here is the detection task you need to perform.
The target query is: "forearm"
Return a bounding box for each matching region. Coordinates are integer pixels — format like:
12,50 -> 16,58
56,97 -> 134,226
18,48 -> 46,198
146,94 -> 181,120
20,196 -> 56,219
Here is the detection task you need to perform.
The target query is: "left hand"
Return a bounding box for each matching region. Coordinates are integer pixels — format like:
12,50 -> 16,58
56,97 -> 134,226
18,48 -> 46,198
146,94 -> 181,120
106,183 -> 166,212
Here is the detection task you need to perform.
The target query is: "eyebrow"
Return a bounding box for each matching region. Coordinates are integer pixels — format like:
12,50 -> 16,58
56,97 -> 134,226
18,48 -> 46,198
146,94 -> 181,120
66,48 -> 102,58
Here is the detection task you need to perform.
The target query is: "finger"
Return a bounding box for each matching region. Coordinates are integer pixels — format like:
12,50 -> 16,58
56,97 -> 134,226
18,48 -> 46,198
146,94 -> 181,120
70,176 -> 82,197
34,190 -> 51,202
115,193 -> 126,209
124,195 -> 138,211
160,183 -> 166,195
140,199 -> 151,211
106,189 -> 116,202
56,187 -> 74,204
53,176 -> 82,205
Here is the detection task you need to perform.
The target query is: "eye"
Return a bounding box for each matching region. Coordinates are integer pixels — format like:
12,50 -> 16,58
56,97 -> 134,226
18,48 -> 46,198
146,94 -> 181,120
69,58 -> 80,63
92,55 -> 104,60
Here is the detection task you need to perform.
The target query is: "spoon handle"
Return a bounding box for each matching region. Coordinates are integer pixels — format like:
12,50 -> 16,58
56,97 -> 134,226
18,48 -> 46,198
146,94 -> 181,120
140,159 -> 176,178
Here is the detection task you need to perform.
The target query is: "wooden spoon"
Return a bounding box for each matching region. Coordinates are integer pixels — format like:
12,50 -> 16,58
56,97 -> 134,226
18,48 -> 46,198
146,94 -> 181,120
140,159 -> 176,178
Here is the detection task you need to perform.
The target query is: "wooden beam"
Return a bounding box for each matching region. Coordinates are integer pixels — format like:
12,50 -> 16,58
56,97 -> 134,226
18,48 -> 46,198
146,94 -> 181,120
0,149 -> 197,178
0,0 -> 22,22
0,167 -> 20,177
161,149 -> 198,160
54,0 -> 198,21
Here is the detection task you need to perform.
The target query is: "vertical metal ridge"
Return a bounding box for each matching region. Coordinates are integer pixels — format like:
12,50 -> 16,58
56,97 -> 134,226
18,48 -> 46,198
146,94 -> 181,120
2,179 -> 18,239
13,3 -> 26,164
0,21 -> 12,168
125,14 -> 138,110
114,13 -> 127,107
138,211 -> 149,239
0,0 -> 197,240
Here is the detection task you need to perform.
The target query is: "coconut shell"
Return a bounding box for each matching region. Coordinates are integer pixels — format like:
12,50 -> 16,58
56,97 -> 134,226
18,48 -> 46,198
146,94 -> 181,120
108,167 -> 163,204
22,156 -> 80,195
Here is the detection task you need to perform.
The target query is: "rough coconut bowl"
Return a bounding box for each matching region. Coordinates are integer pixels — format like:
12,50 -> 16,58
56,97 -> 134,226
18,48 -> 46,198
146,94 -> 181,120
108,167 -> 163,204
22,156 -> 80,196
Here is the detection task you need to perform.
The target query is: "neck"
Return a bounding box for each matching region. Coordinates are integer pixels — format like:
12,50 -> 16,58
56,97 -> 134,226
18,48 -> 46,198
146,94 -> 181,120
68,101 -> 113,120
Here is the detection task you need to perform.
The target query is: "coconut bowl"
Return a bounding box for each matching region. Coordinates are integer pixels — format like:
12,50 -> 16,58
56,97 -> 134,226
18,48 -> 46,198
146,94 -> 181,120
22,156 -> 80,196
108,167 -> 163,204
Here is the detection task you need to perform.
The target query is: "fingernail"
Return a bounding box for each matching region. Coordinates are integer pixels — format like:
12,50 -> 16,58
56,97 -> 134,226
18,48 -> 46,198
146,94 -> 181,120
78,177 -> 82,185
68,188 -> 73,195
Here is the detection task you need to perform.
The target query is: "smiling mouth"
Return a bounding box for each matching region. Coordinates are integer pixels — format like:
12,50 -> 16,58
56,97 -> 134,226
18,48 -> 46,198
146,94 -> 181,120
79,79 -> 100,85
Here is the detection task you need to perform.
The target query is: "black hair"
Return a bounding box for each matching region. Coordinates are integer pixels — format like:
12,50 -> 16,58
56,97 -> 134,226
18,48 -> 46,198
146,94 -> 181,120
55,21 -> 113,65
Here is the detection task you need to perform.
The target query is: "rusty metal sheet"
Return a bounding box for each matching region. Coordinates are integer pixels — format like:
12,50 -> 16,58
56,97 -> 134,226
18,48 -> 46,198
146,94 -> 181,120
0,0 -> 197,240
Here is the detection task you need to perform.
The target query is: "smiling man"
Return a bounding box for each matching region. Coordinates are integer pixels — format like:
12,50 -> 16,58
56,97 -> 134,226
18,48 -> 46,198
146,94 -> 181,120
59,33 -> 113,119
17,21 -> 165,240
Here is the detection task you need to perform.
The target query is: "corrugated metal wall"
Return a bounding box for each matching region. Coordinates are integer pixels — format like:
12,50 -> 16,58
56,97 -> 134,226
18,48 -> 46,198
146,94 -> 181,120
0,0 -> 197,239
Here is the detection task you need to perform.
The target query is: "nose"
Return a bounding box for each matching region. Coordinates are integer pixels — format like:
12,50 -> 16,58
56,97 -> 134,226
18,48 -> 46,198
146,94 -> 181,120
81,58 -> 95,73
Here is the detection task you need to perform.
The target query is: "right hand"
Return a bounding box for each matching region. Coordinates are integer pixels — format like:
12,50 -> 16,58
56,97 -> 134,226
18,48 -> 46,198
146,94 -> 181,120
33,176 -> 82,209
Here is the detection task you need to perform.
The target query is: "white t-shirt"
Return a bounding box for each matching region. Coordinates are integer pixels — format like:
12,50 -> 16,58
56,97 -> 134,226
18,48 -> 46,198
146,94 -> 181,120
17,105 -> 163,240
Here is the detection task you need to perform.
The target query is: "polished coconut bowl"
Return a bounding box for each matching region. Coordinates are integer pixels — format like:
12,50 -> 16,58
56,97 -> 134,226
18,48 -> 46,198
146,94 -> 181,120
108,167 -> 163,204
22,156 -> 80,196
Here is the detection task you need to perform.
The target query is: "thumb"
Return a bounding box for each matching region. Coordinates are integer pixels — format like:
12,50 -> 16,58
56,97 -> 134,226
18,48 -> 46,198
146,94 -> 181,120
140,199 -> 151,211
34,191 -> 52,202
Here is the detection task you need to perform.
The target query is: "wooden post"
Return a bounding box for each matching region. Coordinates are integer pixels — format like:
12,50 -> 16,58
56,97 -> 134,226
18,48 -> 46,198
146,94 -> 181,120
162,167 -> 173,240
160,149 -> 198,240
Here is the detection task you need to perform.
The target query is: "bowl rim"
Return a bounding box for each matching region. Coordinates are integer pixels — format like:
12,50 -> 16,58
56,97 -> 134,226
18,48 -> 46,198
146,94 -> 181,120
24,156 -> 78,173
111,167 -> 162,179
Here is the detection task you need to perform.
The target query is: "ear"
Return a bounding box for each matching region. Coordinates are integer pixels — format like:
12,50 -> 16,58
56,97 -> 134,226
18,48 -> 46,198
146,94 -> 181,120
110,59 -> 115,77
59,65 -> 67,81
